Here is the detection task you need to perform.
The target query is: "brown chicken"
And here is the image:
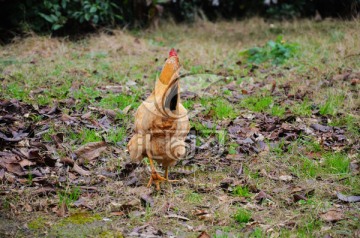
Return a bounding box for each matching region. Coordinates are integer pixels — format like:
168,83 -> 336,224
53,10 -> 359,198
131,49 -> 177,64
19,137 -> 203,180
127,49 -> 190,190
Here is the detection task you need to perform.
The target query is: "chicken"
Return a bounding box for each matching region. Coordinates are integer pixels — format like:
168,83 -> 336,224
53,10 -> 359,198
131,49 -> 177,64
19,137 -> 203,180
127,49 -> 190,190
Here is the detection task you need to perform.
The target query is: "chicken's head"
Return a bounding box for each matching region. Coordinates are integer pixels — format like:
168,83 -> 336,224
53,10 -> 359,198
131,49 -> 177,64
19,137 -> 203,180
159,48 -> 180,85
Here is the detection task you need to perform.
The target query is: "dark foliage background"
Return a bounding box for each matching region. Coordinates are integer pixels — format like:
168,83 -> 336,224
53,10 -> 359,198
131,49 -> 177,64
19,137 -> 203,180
0,0 -> 359,42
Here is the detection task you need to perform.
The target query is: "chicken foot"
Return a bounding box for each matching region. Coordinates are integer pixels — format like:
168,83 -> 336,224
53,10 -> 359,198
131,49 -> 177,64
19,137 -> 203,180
146,157 -> 179,190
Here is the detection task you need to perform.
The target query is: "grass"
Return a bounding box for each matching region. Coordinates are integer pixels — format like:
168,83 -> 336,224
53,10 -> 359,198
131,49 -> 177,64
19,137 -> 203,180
233,208 -> 251,223
323,153 -> 350,174
0,18 -> 359,237
232,186 -> 251,197
241,96 -> 273,112
58,186 -> 81,207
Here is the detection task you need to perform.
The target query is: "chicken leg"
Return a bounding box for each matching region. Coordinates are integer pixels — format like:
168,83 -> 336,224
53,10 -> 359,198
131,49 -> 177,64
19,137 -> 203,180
146,156 -> 166,190
146,159 -> 179,190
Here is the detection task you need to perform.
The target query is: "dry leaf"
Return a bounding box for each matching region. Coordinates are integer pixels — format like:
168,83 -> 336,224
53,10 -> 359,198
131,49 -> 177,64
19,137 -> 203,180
279,175 -> 293,181
337,192 -> 360,203
56,201 -> 68,217
320,209 -> 344,222
19,159 -> 36,168
74,141 -> 107,164
73,163 -> 91,176
165,214 -> 190,221
110,211 -> 125,216
197,231 -> 211,238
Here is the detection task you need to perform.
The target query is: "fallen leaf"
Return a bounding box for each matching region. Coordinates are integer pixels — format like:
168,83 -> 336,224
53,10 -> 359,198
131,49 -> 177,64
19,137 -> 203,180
279,175 -> 293,181
56,202 -> 68,217
165,214 -> 190,221
74,141 -> 107,164
310,124 -> 332,132
337,192 -> 360,203
193,209 -> 213,221
60,157 -> 74,166
72,163 -> 91,176
110,211 -> 125,216
19,159 -> 35,168
3,163 -> 24,176
197,231 -> 211,238
320,209 -> 344,222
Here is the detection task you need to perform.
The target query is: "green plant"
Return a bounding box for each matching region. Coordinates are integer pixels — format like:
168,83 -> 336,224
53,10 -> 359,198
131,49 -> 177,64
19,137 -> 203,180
212,99 -> 236,119
106,127 -> 126,144
58,186 -> 81,207
185,192 -> 202,203
323,153 -> 350,174
241,96 -> 273,112
290,99 -> 312,116
250,228 -> 264,238
80,128 -> 102,144
233,208 -> 251,223
271,105 -> 286,117
232,186 -> 251,197
319,94 -> 344,116
240,36 -> 299,65
38,0 -> 121,31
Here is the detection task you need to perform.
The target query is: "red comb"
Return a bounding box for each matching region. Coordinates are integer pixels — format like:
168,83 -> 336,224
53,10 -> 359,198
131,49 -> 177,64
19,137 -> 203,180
169,48 -> 177,57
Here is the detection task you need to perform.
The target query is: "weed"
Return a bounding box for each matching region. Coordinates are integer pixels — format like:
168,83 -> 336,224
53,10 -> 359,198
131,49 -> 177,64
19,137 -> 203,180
58,186 -> 81,207
228,143 -> 238,155
233,208 -> 251,223
240,35 -> 299,65
232,186 -> 251,197
296,219 -> 322,237
192,121 -> 215,137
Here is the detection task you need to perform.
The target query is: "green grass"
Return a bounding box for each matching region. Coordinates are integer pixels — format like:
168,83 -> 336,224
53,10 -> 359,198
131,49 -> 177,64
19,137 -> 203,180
80,128 -> 102,144
232,186 -> 251,197
271,104 -> 286,117
233,208 -> 251,223
185,192 -> 203,203
319,94 -> 345,116
58,186 -> 81,207
106,126 -> 126,144
214,99 -> 236,119
323,153 -> 350,174
290,99 -> 312,116
291,156 -> 319,178
241,96 -> 273,112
